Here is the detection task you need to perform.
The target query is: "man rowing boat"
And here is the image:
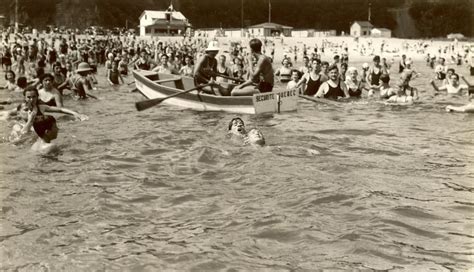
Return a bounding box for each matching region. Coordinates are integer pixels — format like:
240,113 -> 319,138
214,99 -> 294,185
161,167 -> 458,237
232,39 -> 274,96
193,41 -> 227,96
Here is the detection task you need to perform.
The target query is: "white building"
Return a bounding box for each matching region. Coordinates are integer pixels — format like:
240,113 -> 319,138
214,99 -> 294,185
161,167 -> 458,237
371,28 -> 392,38
224,29 -> 243,38
139,4 -> 189,36
248,22 -> 293,37
350,21 -> 373,37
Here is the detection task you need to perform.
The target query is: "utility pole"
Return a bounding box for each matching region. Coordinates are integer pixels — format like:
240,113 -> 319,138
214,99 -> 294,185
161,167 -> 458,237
268,0 -> 271,23
241,0 -> 244,32
368,2 -> 371,22
15,0 -> 18,33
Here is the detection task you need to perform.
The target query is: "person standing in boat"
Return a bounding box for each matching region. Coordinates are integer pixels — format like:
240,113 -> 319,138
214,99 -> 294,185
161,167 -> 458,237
232,39 -> 274,96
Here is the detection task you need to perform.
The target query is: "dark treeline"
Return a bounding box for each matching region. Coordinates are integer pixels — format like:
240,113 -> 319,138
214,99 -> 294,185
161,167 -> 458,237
1,0 -> 471,37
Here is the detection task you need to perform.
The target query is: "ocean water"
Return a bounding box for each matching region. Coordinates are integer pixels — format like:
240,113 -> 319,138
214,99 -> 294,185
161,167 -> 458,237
0,63 -> 473,271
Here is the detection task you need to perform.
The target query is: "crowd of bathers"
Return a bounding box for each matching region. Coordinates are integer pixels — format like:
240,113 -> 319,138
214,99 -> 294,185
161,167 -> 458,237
1,30 -> 473,154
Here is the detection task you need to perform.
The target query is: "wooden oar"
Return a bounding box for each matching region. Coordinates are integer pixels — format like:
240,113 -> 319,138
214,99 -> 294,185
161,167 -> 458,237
128,77 -> 181,86
209,72 -> 245,83
135,83 -> 211,111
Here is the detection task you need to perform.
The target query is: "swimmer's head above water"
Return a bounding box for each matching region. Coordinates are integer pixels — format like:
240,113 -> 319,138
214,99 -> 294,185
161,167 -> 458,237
33,115 -> 58,142
245,128 -> 265,147
228,117 -> 246,136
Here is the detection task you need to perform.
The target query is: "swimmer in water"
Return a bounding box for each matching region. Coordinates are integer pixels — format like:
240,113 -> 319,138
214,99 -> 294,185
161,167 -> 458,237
244,128 -> 266,147
227,118 -> 265,146
31,115 -> 59,154
379,74 -> 397,99
385,86 -> 418,105
446,93 -> 474,113
0,86 -> 88,143
228,117 -> 246,137
431,73 -> 469,96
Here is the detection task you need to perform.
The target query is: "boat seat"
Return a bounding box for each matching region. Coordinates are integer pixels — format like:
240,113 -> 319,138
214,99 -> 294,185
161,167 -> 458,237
154,77 -> 184,89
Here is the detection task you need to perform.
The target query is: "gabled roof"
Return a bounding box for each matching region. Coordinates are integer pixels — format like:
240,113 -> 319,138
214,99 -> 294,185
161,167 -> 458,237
352,21 -> 373,28
139,10 -> 187,21
248,22 -> 293,29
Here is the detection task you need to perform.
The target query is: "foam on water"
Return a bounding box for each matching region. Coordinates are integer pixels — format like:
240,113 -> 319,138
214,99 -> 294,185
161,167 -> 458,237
0,63 -> 473,271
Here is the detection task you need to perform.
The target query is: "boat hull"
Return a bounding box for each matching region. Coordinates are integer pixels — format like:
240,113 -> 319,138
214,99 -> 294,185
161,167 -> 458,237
133,70 -> 298,114
133,70 -> 256,114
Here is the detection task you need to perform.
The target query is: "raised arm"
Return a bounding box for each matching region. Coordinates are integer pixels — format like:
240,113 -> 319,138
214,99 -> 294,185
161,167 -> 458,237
42,105 -> 88,121
314,82 -> 328,98
430,79 -> 446,92
294,73 -> 308,89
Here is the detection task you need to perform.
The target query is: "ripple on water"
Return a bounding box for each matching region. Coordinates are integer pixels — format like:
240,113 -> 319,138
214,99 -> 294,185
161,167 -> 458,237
1,65 -> 473,271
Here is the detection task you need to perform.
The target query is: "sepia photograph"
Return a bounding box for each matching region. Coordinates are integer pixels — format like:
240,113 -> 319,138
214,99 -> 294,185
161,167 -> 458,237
0,0 -> 473,271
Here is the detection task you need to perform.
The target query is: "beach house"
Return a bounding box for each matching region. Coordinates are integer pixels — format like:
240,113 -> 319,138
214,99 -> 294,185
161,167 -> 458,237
248,22 -> 293,37
139,4 -> 190,36
350,21 -> 373,37
371,28 -> 392,38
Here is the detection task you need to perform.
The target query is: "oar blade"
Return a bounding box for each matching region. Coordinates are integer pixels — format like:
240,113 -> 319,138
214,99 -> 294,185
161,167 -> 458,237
135,98 -> 165,111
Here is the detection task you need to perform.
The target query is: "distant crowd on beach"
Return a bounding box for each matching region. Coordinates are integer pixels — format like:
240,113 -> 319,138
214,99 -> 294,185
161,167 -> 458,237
0,30 -> 473,154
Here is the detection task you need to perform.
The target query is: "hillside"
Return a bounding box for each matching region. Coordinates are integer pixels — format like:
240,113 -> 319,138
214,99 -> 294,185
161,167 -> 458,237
1,0 -> 471,38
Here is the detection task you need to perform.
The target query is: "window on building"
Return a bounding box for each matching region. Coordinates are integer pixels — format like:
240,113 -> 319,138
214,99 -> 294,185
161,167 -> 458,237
146,28 -> 151,34
363,31 -> 366,35
145,15 -> 147,20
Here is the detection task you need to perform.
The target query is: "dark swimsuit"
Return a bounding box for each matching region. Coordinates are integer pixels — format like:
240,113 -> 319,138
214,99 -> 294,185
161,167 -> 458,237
137,60 -> 150,70
195,56 -> 217,85
436,71 -> 446,80
370,69 -> 382,85
348,81 -> 362,97
324,81 -> 345,100
258,82 -> 273,93
348,87 -> 362,97
399,61 -> 405,73
304,74 -> 323,96
41,99 -> 57,107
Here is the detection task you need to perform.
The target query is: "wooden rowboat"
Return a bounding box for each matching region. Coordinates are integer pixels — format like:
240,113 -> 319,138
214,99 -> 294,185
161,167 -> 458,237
133,70 -> 297,114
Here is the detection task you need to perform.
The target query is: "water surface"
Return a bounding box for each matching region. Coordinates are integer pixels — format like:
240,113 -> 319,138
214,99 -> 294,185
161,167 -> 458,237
1,64 -> 473,271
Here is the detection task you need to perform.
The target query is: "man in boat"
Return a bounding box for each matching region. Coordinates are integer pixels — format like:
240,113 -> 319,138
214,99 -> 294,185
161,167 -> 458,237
193,41 -> 228,96
232,39 -> 274,96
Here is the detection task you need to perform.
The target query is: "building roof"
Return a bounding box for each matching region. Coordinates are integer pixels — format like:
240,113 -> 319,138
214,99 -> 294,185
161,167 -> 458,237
248,22 -> 293,29
372,27 -> 391,32
352,21 -> 373,28
139,9 -> 187,22
146,19 -> 188,28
